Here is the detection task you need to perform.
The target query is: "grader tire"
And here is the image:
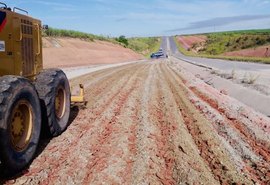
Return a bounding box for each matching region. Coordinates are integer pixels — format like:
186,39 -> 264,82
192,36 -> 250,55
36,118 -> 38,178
35,69 -> 71,136
0,76 -> 41,176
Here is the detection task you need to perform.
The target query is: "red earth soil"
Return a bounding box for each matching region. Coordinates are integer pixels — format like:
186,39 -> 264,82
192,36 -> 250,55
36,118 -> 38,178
224,45 -> 270,58
176,35 -> 207,50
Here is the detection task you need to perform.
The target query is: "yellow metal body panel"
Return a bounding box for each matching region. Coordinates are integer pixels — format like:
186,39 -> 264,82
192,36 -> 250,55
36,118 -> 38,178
0,9 -> 43,80
0,8 -> 85,104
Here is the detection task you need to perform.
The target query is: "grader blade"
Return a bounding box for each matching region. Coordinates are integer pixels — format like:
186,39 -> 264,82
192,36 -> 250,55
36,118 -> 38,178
71,84 -> 87,108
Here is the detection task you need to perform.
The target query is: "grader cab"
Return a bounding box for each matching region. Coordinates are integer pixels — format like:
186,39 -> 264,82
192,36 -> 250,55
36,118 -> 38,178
0,2 -> 85,175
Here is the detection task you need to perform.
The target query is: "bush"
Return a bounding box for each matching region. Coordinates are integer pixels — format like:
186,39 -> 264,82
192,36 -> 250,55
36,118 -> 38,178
115,35 -> 129,47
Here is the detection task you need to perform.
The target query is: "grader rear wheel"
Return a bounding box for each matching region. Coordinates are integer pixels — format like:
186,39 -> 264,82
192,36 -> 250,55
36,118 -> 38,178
0,76 -> 41,176
35,69 -> 71,136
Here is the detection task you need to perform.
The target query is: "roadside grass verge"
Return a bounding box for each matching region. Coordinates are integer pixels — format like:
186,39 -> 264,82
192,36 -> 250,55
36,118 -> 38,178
201,32 -> 270,55
127,37 -> 161,57
174,36 -> 270,64
43,27 -> 117,43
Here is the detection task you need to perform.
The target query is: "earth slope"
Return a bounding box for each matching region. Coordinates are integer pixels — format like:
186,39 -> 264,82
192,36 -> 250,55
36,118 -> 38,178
42,37 -> 143,68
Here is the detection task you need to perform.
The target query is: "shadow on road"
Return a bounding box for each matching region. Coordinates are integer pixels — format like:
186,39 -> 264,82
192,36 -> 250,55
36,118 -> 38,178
0,106 -> 80,183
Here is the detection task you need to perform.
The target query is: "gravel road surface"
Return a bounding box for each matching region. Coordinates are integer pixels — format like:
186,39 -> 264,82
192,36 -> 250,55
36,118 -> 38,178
63,60 -> 145,79
2,60 -> 269,185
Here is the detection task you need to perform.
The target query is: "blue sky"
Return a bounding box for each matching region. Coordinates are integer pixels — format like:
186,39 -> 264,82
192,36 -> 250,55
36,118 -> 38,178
7,0 -> 270,37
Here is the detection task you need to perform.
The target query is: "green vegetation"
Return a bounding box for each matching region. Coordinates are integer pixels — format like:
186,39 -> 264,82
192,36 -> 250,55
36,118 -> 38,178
43,27 -> 114,42
201,31 -> 270,55
127,37 -> 161,57
115,35 -> 129,47
174,36 -> 270,64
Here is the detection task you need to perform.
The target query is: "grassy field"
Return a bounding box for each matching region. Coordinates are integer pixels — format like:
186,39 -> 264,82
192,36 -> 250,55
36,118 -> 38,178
127,37 -> 161,57
201,30 -> 270,55
175,29 -> 270,64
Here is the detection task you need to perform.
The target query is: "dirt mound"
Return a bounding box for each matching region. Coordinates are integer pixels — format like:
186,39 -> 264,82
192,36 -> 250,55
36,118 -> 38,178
224,45 -> 270,58
42,37 -> 143,68
176,35 -> 207,51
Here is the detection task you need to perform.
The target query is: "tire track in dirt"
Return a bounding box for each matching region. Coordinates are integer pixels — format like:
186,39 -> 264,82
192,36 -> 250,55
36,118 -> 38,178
161,63 -> 252,184
97,64 -> 151,184
42,64 -> 147,185
150,64 -> 177,185
81,64 -> 150,184
81,81 -> 138,184
132,62 -> 218,184
153,63 -> 218,184
131,64 -> 159,184
148,63 -> 181,184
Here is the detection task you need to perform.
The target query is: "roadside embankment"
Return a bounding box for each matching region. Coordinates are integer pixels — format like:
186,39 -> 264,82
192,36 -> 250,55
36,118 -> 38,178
42,37 -> 143,68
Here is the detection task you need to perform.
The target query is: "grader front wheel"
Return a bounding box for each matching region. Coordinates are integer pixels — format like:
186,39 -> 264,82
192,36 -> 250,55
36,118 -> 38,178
0,76 -> 41,175
10,100 -> 33,152
55,87 -> 66,119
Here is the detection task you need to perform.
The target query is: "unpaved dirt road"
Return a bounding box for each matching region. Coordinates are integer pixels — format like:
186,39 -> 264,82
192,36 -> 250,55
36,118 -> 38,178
2,60 -> 270,185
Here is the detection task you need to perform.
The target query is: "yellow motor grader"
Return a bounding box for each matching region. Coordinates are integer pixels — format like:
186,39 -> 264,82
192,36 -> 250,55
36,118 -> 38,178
0,3 -> 84,175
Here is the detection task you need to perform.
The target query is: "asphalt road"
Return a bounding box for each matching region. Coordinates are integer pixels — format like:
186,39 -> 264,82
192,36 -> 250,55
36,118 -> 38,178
162,36 -> 270,72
